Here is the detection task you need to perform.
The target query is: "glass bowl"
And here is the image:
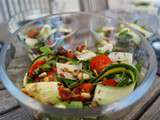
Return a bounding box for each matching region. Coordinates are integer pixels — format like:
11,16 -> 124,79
0,12 -> 157,120
9,10 -> 78,60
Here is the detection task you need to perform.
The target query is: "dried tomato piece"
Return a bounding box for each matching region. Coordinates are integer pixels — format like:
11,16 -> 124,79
65,51 -> 76,58
47,67 -> 57,76
76,44 -> 86,52
27,28 -> 39,38
58,87 -> 72,101
102,79 -> 118,86
28,60 -> 45,77
79,83 -> 94,92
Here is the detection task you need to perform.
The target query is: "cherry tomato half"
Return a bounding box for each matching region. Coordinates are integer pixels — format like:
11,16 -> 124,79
90,55 -> 112,72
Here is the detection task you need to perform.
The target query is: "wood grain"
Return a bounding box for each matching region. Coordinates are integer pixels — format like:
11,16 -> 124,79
123,77 -> 160,120
0,82 -> 4,90
0,108 -> 35,120
0,90 -> 18,115
8,56 -> 30,69
139,96 -> 160,120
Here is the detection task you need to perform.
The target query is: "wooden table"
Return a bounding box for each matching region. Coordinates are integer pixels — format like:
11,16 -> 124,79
0,28 -> 160,120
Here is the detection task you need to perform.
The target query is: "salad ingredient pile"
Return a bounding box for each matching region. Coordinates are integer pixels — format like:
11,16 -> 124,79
21,25 -> 140,109
21,24 -> 72,60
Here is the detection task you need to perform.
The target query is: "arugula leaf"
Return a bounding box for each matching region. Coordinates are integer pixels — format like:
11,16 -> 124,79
40,46 -> 52,54
57,56 -> 79,64
40,63 -> 51,71
27,77 -> 33,84
35,41 -> 45,49
118,29 -> 128,36
59,77 -> 86,89
47,60 -> 56,66
59,78 -> 77,88
135,59 -> 144,72
82,60 -> 90,70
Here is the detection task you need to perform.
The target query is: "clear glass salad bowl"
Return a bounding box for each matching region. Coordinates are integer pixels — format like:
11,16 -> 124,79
0,12 -> 157,120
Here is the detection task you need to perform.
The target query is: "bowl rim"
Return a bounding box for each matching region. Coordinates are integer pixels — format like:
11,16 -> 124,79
1,11 -> 157,117
8,9 -> 79,40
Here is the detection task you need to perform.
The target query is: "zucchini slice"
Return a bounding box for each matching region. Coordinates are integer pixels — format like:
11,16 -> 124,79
95,63 -> 138,83
31,54 -> 54,65
22,82 -> 60,105
93,82 -> 136,105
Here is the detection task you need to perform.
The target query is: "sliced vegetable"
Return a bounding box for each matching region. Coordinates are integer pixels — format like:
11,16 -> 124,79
27,28 -> 39,38
25,37 -> 38,47
76,50 -> 96,61
22,82 -> 60,105
58,87 -> 73,101
40,63 -> 51,71
135,59 -> 144,72
102,79 -> 118,86
97,40 -> 113,53
39,46 -> 52,54
57,56 -> 79,64
97,26 -> 114,38
28,60 -> 46,77
128,23 -> 152,38
39,24 -> 56,40
47,67 -> 57,75
79,83 -> 94,92
95,63 -> 138,83
108,52 -> 133,64
66,101 -> 83,108
59,28 -> 72,34
31,54 -> 54,65
90,55 -> 112,72
65,51 -> 76,59
117,26 -> 141,44
93,82 -> 136,105
60,78 -> 78,88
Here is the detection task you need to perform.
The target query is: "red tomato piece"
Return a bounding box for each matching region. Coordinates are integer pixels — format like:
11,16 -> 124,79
35,77 -> 41,82
47,67 -> 57,76
90,55 -> 112,72
28,60 -> 45,77
102,79 -> 118,86
27,28 -> 39,38
58,87 -> 72,101
80,83 -> 94,92
65,51 -> 76,58
59,86 -> 91,101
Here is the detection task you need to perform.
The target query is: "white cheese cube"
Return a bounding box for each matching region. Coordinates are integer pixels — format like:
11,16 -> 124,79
108,52 -> 133,64
25,37 -> 38,47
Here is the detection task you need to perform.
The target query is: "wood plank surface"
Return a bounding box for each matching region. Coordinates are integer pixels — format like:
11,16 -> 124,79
8,56 -> 30,69
139,96 -> 160,120
0,90 -> 18,115
0,82 -> 4,90
124,77 -> 160,120
0,108 -> 35,120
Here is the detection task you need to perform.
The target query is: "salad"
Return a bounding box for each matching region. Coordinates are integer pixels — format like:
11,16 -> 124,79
20,24 -> 73,60
22,25 -> 140,108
